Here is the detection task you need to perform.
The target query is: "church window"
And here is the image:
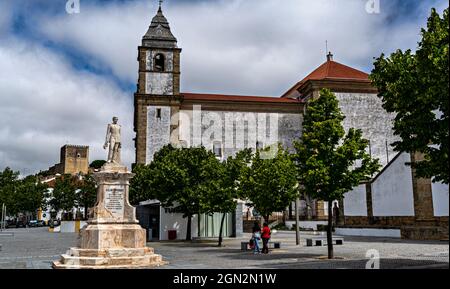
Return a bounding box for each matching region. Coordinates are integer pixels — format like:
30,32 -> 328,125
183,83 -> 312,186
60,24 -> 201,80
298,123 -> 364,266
154,53 -> 165,72
156,108 -> 162,119
213,142 -> 223,159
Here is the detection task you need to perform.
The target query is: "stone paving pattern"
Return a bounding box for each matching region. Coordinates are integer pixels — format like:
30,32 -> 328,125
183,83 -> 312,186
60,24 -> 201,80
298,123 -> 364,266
0,228 -> 448,269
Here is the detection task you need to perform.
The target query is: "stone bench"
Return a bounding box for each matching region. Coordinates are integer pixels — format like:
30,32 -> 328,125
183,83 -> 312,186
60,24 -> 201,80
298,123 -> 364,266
306,237 -> 344,247
241,241 -> 281,251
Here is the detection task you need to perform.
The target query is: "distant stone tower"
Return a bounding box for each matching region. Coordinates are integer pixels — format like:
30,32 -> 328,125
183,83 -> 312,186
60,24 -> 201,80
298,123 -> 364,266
49,145 -> 89,175
134,4 -> 182,165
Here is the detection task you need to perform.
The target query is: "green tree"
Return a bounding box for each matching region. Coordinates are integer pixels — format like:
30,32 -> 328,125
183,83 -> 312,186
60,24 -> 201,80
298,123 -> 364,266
240,144 -> 298,223
49,175 -> 77,220
90,160 -> 107,170
0,167 -> 20,216
370,8 -> 449,184
130,145 -> 224,241
16,175 -> 48,218
204,149 -> 252,246
294,89 -> 380,259
76,173 -> 97,220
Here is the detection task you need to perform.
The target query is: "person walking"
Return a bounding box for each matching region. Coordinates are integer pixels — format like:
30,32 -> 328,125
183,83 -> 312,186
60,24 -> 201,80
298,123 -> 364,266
252,221 -> 261,254
261,222 -> 271,254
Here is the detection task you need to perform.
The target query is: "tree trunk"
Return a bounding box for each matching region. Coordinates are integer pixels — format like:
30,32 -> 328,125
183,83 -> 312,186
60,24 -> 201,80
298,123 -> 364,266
186,215 -> 192,241
327,201 -> 334,259
84,204 -> 88,220
264,215 -> 270,225
289,203 -> 293,220
218,213 -> 226,247
295,198 -> 300,246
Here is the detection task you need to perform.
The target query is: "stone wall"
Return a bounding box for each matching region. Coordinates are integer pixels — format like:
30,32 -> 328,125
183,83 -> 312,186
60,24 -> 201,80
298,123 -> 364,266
336,92 -> 399,168
146,106 -> 171,163
177,109 -> 303,159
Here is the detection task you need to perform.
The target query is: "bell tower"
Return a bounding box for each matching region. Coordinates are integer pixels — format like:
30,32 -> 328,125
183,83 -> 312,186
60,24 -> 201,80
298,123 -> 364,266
134,2 -> 182,165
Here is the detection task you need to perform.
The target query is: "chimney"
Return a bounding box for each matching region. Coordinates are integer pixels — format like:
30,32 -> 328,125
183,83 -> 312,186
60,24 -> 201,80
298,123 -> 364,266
327,51 -> 334,62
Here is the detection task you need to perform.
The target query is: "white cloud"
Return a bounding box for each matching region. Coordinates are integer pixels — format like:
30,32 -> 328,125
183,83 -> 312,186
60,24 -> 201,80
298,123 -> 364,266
34,0 -> 438,96
0,37 -> 134,175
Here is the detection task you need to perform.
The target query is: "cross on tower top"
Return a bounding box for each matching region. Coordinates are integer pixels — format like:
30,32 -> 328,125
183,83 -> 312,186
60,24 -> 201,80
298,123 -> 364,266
159,0 -> 163,8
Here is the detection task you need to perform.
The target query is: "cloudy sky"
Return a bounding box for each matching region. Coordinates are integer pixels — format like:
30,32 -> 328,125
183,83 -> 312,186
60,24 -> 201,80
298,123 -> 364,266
0,0 -> 447,175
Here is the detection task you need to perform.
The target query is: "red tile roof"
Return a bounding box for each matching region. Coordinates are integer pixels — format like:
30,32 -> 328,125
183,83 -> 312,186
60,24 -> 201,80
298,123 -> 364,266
182,93 -> 303,103
282,60 -> 370,98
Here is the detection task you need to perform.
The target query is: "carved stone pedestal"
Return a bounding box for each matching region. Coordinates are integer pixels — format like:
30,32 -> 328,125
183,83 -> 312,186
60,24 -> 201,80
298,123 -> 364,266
53,164 -> 167,269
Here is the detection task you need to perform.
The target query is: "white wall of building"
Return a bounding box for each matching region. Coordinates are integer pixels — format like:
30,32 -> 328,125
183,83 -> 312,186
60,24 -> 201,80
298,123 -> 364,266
159,207 -> 198,241
344,184 -> 368,216
336,92 -> 399,169
432,181 -> 449,217
372,152 -> 415,216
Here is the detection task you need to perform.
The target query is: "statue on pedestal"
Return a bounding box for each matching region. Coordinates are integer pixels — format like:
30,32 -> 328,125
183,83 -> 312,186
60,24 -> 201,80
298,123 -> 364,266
103,116 -> 121,164
52,116 -> 167,269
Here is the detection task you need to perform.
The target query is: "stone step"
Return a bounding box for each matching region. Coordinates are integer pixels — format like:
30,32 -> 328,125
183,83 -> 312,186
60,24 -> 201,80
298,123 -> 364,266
53,260 -> 167,269
60,253 -> 163,267
67,247 -> 154,258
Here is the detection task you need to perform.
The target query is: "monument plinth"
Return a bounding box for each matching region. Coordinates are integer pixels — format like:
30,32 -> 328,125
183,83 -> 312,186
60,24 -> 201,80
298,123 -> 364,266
53,118 -> 167,269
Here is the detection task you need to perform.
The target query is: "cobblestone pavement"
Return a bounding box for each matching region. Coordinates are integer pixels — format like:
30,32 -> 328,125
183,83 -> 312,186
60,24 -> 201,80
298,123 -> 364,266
0,228 -> 448,269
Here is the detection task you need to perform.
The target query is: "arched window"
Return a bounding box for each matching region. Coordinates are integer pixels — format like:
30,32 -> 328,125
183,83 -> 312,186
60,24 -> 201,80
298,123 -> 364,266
154,53 -> 165,72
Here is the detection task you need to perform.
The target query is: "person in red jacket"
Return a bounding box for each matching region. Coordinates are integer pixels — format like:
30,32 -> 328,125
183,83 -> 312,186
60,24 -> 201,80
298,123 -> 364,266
261,222 -> 271,254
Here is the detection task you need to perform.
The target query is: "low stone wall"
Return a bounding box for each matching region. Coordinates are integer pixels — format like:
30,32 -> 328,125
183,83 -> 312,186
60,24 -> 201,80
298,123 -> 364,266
401,226 -> 449,240
341,216 -> 449,240
336,227 -> 401,238
285,220 -> 328,230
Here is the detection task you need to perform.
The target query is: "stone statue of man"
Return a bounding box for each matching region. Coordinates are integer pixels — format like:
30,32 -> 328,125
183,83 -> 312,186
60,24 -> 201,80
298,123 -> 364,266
103,116 -> 121,164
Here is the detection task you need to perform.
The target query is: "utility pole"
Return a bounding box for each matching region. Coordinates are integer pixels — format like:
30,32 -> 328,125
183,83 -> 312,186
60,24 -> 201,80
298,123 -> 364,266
1,203 -> 5,231
295,198 -> 300,246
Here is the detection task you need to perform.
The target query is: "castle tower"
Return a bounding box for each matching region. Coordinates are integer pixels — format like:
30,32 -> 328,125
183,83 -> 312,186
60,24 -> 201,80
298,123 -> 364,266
134,3 -> 182,165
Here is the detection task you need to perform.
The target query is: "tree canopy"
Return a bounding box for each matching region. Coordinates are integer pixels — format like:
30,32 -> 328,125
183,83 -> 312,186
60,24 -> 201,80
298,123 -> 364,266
0,167 -> 48,217
239,144 -> 298,222
131,145 -> 227,240
370,8 -> 449,184
294,89 -> 380,259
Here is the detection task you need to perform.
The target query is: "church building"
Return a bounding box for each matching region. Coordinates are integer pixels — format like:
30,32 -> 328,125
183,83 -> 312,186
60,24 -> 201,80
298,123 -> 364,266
134,5 -> 448,241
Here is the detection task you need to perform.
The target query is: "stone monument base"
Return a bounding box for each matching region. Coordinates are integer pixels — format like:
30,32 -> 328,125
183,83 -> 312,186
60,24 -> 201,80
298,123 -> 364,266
53,224 -> 168,269
53,162 -> 167,269
52,247 -> 167,269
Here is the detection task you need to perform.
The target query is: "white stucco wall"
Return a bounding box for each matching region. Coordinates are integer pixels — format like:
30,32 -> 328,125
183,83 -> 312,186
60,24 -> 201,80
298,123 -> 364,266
178,109 -> 302,159
344,184 -> 368,216
336,92 -> 399,169
159,207 -> 198,241
372,152 -> 415,216
432,181 -> 449,216
146,106 -> 171,163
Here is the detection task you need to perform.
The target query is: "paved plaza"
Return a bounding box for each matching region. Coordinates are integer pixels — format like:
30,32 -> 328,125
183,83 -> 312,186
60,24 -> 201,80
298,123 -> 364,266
0,227 -> 448,269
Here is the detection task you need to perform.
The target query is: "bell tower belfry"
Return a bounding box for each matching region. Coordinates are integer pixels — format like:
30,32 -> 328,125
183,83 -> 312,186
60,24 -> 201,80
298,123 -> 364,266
134,2 -> 182,165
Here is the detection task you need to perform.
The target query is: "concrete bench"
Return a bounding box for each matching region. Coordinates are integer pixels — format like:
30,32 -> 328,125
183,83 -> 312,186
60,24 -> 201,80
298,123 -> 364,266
306,237 -> 344,247
241,241 -> 281,251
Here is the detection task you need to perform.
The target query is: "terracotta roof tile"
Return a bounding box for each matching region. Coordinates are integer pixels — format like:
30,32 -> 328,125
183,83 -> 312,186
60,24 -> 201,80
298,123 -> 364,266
282,60 -> 370,98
